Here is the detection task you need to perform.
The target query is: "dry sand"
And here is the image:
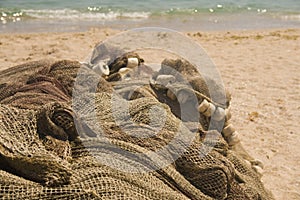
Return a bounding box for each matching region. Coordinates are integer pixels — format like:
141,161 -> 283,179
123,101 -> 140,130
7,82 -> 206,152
0,28 -> 299,199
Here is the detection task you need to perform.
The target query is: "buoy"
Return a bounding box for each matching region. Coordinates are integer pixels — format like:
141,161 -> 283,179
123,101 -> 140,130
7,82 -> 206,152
126,57 -> 139,69
250,159 -> 264,169
225,107 -> 232,121
213,107 -> 226,121
167,89 -> 176,100
119,67 -> 132,80
106,67 -> 132,82
156,74 -> 176,86
198,99 -> 210,113
203,102 -> 216,117
119,67 -> 131,75
92,62 -> 110,75
227,131 -> 240,146
252,165 -> 264,175
224,119 -> 230,127
222,124 -> 235,137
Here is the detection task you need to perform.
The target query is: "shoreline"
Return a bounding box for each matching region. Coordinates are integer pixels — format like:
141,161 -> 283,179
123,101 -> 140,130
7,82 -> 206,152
0,28 -> 299,199
1,12 -> 300,33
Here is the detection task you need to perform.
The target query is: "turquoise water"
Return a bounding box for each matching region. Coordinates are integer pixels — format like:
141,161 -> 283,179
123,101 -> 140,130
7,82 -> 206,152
0,0 -> 299,32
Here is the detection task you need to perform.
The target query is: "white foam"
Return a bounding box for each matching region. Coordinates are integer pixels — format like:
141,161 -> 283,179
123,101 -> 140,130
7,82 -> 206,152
121,12 -> 150,19
22,9 -> 150,21
281,14 -> 300,21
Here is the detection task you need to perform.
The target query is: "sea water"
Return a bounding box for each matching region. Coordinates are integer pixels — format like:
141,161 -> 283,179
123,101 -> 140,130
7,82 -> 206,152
0,0 -> 299,32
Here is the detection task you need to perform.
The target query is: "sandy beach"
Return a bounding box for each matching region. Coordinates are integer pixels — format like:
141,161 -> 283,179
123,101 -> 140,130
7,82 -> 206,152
0,28 -> 299,199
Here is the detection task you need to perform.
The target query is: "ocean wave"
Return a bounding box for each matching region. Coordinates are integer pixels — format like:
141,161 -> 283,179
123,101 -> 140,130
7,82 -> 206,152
0,8 -> 151,24
281,14 -> 300,21
22,9 -> 150,20
1,6 -> 300,25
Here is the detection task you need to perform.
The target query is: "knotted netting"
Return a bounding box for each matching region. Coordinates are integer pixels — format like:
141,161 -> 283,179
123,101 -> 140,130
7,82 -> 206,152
0,57 -> 273,199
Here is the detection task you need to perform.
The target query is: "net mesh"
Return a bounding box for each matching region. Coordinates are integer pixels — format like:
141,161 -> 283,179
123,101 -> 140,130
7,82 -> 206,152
0,59 -> 273,199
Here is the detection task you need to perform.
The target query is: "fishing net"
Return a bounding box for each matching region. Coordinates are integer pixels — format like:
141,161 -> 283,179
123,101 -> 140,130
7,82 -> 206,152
0,57 -> 273,199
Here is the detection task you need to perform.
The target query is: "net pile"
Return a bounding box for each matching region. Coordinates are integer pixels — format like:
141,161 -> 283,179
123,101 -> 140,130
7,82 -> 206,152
0,58 -> 274,199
